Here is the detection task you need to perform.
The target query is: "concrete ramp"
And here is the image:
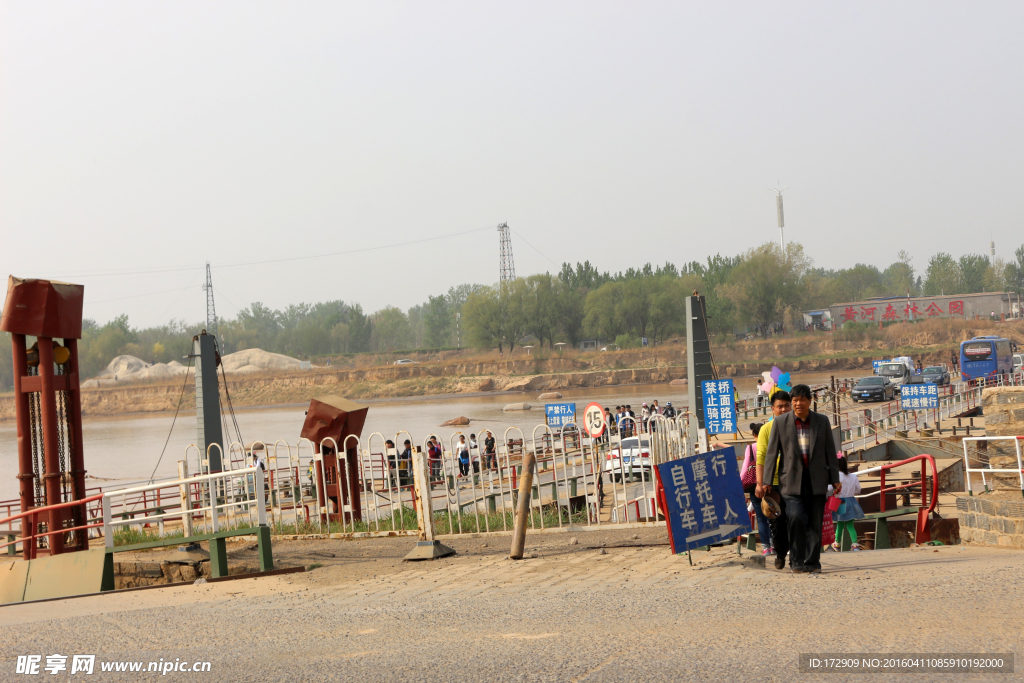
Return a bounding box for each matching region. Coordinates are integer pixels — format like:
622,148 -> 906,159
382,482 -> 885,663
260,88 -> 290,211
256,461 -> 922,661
1,549 -> 110,604
0,560 -> 31,604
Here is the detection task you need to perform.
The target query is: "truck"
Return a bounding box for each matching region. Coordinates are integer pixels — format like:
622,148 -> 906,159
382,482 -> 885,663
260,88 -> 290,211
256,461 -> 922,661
877,356 -> 914,391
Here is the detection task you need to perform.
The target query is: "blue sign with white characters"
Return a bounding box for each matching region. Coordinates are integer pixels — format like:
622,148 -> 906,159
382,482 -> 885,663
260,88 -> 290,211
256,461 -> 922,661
657,446 -> 748,554
872,360 -> 888,374
701,379 -> 737,434
900,383 -> 938,410
545,402 -> 577,427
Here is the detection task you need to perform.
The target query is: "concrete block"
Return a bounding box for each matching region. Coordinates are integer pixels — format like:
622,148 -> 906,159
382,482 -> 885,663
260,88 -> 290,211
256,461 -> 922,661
977,513 -> 990,530
981,499 -> 997,516
1015,520 -> 1024,535
1007,502 -> 1024,518
984,531 -> 999,545
986,413 -> 1008,425
1013,408 -> 1024,421
962,513 -> 975,528
997,535 -> 1014,547
968,498 -> 981,513
956,497 -> 969,512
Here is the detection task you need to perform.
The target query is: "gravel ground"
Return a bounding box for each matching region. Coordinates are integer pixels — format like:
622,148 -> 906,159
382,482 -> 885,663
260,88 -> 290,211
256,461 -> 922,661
1,528 -> 1022,682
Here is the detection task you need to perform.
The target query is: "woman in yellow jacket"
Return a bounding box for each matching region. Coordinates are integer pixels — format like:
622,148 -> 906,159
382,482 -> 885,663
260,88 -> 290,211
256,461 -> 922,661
755,389 -> 792,570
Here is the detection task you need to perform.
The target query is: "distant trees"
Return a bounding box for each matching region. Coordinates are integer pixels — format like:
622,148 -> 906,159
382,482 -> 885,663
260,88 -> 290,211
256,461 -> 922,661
5,240 -> 1024,392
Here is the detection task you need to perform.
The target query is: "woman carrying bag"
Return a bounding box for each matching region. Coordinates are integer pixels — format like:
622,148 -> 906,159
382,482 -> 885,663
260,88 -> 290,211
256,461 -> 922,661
830,455 -> 865,551
743,423 -> 773,556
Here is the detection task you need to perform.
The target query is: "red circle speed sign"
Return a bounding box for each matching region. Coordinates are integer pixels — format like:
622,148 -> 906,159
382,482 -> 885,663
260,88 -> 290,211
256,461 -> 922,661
582,402 -> 606,438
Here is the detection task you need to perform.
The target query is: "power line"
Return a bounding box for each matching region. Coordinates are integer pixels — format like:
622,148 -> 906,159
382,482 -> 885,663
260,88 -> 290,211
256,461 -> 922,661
215,225 -> 493,270
89,285 -> 198,305
510,228 -> 559,267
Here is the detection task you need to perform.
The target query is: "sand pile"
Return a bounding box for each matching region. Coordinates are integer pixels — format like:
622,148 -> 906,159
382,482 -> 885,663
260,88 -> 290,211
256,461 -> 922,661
83,355 -> 189,387
220,348 -> 304,374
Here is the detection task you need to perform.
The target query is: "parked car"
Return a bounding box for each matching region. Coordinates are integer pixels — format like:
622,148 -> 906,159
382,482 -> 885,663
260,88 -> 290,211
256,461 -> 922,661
1014,353 -> 1023,372
602,437 -> 651,482
851,376 -> 896,403
393,359 -> 417,365
919,365 -> 951,386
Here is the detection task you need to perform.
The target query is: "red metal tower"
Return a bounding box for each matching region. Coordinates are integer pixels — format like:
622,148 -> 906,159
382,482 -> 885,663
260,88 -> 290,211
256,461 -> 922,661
1,276 -> 88,559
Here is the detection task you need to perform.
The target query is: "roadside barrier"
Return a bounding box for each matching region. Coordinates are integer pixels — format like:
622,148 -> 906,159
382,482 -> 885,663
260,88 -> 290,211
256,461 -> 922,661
852,453 -> 939,546
962,436 -> 1024,494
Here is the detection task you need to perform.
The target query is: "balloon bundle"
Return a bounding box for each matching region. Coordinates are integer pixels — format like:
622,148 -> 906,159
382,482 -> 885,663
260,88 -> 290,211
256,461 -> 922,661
759,366 -> 791,397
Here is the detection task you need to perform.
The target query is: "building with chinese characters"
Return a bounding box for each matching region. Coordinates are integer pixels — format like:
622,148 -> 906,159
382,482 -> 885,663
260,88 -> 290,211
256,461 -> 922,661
826,291 -> 1020,328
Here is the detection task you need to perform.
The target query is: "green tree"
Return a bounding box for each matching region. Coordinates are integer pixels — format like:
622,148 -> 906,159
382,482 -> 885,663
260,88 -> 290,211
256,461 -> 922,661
370,306 -> 411,352
959,254 -> 989,293
423,295 -> 452,348
923,252 -> 960,296
721,242 -> 809,332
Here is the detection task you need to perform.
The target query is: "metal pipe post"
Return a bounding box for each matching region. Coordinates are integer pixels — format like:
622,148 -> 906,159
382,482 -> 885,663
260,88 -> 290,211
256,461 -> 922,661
37,339 -> 64,554
11,334 -> 34,560
509,451 -> 537,560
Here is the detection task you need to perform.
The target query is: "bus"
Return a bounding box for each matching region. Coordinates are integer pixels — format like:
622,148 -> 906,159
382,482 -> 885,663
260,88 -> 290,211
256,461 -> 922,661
959,336 -> 1015,382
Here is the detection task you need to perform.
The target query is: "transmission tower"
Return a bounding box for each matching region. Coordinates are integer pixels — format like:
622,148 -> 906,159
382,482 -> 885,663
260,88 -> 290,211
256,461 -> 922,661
498,223 -> 516,283
202,261 -> 218,338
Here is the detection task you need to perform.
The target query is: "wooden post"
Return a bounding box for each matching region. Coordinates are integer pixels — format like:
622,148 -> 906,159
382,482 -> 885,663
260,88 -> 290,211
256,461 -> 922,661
509,451 -> 537,560
177,460 -> 193,537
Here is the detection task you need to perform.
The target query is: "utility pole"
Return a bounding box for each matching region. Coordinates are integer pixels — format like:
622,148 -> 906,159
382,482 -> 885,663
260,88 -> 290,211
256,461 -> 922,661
498,223 -> 516,283
202,262 -> 218,339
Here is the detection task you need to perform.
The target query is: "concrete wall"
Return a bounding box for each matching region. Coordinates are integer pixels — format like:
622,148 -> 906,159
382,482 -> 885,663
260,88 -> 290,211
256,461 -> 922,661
957,496 -> 1024,548
829,292 -> 1017,327
982,387 -> 1024,437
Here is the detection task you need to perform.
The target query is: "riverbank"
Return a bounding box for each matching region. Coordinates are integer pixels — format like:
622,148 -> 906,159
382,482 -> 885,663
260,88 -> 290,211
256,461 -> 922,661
3,318 -> 1021,420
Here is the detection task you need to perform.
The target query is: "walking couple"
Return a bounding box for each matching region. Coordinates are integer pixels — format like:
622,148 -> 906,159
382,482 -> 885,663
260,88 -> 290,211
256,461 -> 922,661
753,384 -> 842,575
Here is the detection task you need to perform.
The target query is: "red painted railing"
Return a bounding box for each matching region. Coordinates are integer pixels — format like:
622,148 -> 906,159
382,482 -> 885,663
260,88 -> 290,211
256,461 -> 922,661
857,453 -> 938,544
0,494 -> 104,560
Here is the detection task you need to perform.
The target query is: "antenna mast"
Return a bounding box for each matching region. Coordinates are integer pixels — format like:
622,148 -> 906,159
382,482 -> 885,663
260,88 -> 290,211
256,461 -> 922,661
498,223 -> 516,283
203,261 -> 218,338
773,187 -> 786,254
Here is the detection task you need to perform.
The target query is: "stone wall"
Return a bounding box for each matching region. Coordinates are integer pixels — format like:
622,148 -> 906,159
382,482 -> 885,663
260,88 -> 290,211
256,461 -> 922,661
982,387 -> 1024,436
956,496 -> 1024,549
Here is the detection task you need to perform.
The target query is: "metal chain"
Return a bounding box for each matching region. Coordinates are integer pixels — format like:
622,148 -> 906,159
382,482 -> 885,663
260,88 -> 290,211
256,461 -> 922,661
56,365 -> 69,504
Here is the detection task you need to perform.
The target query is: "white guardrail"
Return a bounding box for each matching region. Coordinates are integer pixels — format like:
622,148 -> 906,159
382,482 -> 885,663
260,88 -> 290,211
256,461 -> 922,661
962,436 -> 1024,494
102,466 -> 267,546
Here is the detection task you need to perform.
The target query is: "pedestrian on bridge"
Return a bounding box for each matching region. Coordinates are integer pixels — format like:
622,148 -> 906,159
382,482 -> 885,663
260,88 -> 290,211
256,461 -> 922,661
763,384 -> 842,575
456,435 -> 471,477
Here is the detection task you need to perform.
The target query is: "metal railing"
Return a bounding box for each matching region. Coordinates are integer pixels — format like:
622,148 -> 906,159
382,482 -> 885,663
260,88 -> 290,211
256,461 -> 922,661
102,466 -> 267,546
0,494 -> 104,559
962,436 -> 1024,494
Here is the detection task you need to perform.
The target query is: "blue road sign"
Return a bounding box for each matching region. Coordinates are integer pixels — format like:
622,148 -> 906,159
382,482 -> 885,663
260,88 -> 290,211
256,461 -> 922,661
872,360 -> 890,374
701,379 -> 736,434
657,446 -> 748,554
545,402 -> 577,427
900,383 -> 938,410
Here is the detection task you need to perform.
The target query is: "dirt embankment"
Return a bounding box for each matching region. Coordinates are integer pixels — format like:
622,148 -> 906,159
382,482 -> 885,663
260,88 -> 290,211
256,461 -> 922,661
2,320 -> 1019,420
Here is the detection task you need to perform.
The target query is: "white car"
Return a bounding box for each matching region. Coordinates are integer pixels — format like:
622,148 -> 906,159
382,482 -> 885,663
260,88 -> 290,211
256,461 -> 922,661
602,437 -> 652,482
393,359 -> 417,365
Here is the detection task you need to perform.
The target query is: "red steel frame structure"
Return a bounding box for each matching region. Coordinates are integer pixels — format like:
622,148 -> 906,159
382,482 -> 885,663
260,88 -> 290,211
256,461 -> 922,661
0,276 -> 88,560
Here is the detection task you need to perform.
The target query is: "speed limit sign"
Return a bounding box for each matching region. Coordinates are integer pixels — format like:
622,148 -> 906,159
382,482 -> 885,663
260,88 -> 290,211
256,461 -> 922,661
582,402 -> 606,438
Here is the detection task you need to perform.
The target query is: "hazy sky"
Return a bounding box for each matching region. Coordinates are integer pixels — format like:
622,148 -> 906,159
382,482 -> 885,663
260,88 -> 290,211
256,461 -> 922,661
2,2 -> 1022,328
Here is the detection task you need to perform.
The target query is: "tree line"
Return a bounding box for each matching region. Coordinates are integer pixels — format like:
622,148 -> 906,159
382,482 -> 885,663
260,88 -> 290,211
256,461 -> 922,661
0,242 -> 1021,389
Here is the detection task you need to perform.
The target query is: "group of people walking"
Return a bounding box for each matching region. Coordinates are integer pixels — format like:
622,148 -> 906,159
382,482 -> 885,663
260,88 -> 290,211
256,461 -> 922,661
743,384 -> 865,574
607,400 -> 679,437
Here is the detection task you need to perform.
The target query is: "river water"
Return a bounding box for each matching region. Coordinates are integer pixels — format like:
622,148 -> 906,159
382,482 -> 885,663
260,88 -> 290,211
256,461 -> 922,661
0,370 -> 849,502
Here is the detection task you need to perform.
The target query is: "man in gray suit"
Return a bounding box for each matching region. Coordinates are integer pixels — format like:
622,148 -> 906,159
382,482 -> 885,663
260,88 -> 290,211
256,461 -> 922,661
763,384 -> 842,574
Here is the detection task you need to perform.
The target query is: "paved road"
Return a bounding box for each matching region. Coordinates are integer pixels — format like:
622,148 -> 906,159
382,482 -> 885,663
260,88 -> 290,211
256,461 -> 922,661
2,530 -> 1021,682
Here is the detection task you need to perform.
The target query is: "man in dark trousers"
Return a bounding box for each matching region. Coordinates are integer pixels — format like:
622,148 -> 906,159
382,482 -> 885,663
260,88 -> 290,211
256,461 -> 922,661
763,384 -> 842,574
